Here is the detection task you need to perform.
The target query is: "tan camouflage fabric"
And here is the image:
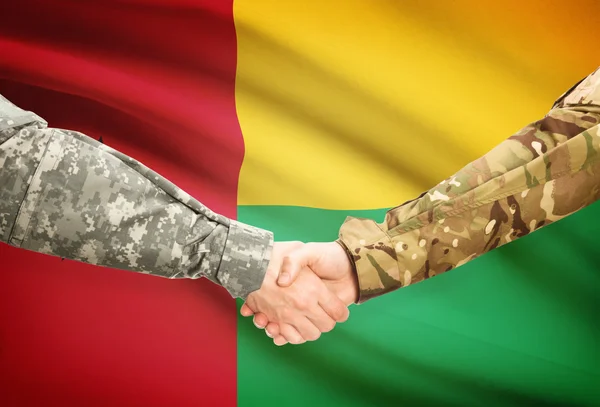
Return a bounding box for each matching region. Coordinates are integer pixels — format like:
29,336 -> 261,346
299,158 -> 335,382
339,67 -> 600,303
0,94 -> 273,299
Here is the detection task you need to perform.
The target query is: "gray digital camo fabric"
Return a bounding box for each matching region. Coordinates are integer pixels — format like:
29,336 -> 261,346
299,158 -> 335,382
0,93 -> 273,299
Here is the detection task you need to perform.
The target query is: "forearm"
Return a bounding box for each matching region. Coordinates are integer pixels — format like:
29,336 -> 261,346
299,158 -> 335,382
338,71 -> 600,303
0,95 -> 272,299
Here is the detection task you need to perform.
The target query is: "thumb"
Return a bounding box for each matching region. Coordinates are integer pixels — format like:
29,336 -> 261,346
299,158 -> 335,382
277,245 -> 314,287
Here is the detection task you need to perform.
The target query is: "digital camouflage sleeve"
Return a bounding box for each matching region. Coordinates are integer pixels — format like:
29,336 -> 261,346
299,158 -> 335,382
339,67 -> 600,303
0,94 -> 273,299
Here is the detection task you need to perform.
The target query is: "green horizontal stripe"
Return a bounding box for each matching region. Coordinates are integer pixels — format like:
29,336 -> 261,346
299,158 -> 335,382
237,204 -> 600,407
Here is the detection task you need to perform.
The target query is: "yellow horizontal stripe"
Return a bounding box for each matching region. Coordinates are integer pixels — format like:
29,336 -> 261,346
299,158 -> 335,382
235,0 -> 600,209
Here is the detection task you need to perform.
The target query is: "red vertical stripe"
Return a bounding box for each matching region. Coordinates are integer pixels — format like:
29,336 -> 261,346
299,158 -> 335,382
0,1 -> 240,406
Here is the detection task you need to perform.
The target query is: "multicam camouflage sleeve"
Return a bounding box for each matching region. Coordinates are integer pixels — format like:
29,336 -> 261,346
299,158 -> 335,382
338,67 -> 600,303
0,94 -> 273,299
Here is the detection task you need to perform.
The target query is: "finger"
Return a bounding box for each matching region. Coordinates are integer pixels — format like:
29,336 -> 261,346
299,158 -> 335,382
240,303 -> 255,317
290,317 -> 321,342
279,324 -> 306,345
253,313 -> 269,329
273,335 -> 288,346
319,290 -> 350,323
306,307 -> 336,333
265,322 -> 280,338
253,313 -> 268,329
278,246 -> 313,287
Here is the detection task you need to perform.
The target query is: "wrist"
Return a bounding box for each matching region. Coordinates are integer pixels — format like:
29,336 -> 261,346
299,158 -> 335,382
333,241 -> 359,304
217,220 -> 273,299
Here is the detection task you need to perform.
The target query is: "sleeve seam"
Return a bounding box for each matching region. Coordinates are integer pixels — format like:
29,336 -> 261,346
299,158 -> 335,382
389,153 -> 600,236
7,129 -> 56,246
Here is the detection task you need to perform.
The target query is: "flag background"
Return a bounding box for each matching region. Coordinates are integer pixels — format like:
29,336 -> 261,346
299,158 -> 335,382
235,2 -> 600,405
0,1 -> 241,406
1,1 -> 599,406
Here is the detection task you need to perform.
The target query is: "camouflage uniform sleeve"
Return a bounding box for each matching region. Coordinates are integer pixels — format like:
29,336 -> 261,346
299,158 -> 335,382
338,67 -> 600,303
0,93 -> 272,299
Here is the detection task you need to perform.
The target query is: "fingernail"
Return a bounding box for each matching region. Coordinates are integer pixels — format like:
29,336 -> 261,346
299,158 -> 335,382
279,272 -> 290,284
266,330 -> 273,338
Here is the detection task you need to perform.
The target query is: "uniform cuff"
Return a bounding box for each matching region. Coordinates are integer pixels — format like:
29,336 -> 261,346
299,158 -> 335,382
338,216 -> 402,303
216,220 -> 273,299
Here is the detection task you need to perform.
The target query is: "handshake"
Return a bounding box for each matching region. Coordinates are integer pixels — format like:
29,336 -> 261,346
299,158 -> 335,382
240,241 -> 360,346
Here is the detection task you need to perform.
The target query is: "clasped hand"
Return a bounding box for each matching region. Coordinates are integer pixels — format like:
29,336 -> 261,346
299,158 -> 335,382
240,241 -> 359,346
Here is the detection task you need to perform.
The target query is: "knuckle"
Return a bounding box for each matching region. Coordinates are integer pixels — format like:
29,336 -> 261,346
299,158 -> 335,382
333,305 -> 347,321
293,296 -> 309,311
253,317 -> 265,328
291,337 -> 306,345
284,330 -> 303,345
322,320 -> 336,333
